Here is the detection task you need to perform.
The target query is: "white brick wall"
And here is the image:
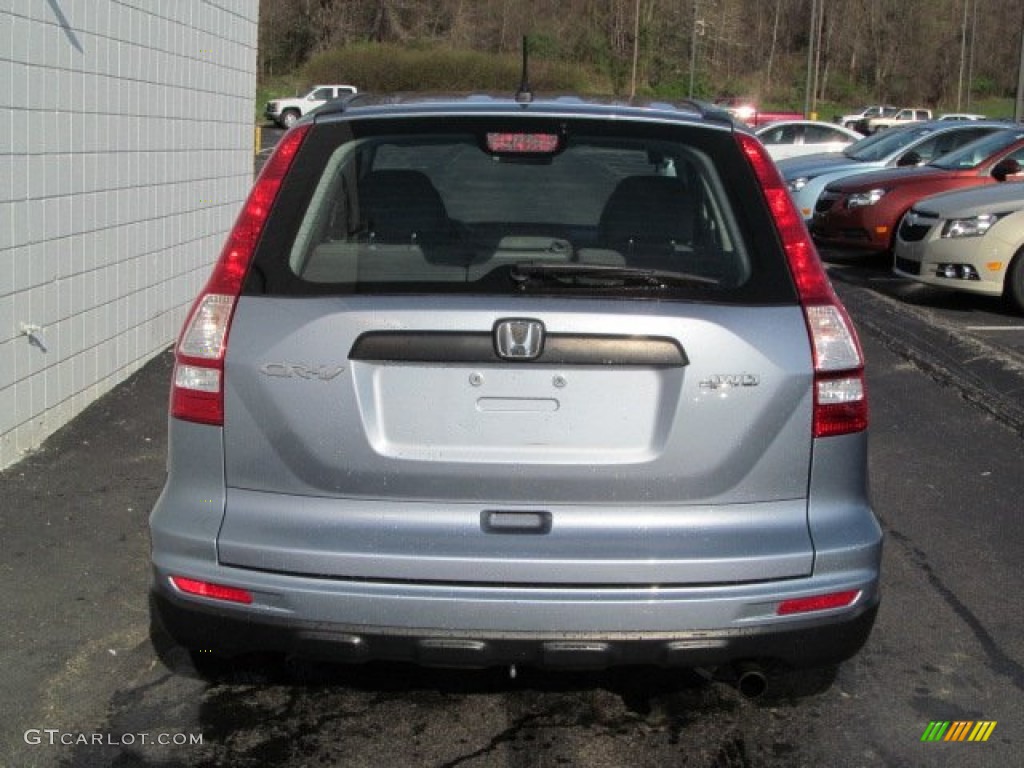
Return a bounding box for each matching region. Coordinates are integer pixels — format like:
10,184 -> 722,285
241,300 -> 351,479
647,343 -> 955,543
0,0 -> 258,468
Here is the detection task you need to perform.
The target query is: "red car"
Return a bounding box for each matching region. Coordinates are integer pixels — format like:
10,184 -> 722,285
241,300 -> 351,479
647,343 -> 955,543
712,97 -> 803,127
810,128 -> 1024,253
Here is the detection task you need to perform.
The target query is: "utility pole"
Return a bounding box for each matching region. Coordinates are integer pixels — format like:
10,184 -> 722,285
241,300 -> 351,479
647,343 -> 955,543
812,0 -> 824,117
957,0 -> 968,111
630,0 -> 640,100
688,0 -> 699,98
1017,11 -> 1024,122
804,0 -> 818,118
967,0 -> 977,110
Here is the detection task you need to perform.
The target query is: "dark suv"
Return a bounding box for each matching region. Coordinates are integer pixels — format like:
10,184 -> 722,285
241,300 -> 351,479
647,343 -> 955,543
150,94 -> 881,688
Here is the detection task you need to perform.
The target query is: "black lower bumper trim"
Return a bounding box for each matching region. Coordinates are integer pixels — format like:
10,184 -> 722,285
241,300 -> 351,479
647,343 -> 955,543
151,590 -> 878,671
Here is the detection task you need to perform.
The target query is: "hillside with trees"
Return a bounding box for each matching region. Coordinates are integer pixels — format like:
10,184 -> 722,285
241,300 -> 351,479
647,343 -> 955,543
259,0 -> 1023,114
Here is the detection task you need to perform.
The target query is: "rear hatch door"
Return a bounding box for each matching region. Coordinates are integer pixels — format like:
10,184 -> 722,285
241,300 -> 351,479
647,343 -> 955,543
219,296 -> 815,585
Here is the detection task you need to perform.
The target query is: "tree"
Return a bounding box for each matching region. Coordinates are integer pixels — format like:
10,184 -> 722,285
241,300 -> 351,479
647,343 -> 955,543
258,0 -> 1024,109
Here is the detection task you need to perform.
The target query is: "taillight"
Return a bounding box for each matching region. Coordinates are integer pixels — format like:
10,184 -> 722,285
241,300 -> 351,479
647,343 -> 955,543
170,124 -> 311,425
805,305 -> 868,437
737,133 -> 867,438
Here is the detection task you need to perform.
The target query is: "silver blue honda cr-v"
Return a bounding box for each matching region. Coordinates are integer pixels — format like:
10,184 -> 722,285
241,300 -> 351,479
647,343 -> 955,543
150,93 -> 882,686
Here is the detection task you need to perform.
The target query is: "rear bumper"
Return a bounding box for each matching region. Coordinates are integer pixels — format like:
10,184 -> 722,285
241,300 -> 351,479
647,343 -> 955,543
150,419 -> 882,671
150,569 -> 880,670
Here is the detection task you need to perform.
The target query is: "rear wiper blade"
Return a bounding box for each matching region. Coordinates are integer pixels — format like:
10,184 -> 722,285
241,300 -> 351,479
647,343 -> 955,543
510,262 -> 720,288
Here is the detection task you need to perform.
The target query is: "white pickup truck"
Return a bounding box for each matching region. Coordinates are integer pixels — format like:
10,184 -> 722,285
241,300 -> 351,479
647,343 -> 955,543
835,105 -> 898,132
264,85 -> 358,128
866,107 -> 932,134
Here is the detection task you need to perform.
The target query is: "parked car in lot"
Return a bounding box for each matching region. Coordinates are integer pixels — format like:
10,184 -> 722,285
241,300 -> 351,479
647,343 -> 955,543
755,120 -> 863,161
712,97 -> 804,127
811,128 -> 1024,253
864,107 -> 932,134
778,120 -> 1009,221
150,93 -> 881,685
938,113 -> 986,121
893,181 -> 1024,312
264,84 -> 358,128
834,105 -> 899,132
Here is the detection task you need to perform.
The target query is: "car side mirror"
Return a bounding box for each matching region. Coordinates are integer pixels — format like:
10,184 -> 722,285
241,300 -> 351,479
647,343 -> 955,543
992,157 -> 1022,182
897,151 -> 922,167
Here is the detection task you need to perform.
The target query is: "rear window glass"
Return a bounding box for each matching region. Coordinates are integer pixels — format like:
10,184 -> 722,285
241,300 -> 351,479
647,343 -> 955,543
249,114 -> 796,303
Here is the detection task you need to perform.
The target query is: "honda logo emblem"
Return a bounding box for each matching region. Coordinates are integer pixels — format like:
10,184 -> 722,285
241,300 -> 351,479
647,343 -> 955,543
494,319 -> 544,360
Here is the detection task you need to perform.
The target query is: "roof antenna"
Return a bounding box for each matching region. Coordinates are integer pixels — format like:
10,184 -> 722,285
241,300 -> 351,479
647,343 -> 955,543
515,35 -> 533,104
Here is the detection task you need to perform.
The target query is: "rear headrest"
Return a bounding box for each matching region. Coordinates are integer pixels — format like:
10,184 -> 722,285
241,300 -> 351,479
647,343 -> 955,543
359,170 -> 452,242
599,175 -> 694,247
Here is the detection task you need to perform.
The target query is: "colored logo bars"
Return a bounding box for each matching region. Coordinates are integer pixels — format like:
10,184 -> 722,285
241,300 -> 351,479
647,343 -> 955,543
921,721 -> 997,742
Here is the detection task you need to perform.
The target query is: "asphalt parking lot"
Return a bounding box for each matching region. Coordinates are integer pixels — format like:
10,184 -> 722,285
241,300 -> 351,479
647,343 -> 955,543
5,119 -> 1024,768
2,267 -> 1023,767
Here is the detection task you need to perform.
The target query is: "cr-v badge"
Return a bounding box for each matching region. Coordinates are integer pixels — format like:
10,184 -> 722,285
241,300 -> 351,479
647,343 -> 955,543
260,363 -> 344,381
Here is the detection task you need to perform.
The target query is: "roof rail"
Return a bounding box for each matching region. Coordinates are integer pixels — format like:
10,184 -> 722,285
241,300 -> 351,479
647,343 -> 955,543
308,91 -> 741,127
675,98 -> 737,126
310,91 -> 368,119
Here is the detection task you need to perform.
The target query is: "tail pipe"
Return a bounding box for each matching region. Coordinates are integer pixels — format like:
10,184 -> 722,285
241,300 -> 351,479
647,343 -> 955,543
734,661 -> 769,699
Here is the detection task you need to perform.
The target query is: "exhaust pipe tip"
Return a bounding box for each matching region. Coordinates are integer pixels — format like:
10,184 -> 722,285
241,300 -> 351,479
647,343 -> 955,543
734,662 -> 768,699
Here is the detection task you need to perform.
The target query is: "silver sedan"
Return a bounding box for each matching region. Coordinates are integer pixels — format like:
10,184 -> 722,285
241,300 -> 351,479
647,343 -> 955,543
755,119 -> 863,161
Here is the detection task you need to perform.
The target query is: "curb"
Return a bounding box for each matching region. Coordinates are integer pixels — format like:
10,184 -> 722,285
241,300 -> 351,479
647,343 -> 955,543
831,274 -> 1024,439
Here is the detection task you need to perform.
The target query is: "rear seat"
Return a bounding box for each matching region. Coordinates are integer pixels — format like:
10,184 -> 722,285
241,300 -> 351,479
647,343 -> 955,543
303,169 -> 467,282
599,175 -> 695,259
596,174 -> 735,283
305,172 -> 704,283
359,169 -> 459,245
